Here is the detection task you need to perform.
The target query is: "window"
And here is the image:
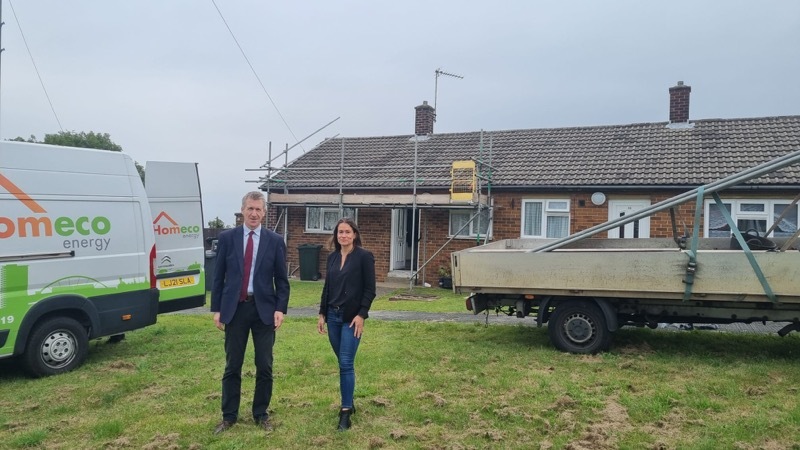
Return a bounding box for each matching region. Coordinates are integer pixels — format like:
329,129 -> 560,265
705,199 -> 798,238
305,207 -> 356,233
522,199 -> 570,238
449,207 -> 491,238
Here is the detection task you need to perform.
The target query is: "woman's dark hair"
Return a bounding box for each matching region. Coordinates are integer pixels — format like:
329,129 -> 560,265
329,218 -> 362,251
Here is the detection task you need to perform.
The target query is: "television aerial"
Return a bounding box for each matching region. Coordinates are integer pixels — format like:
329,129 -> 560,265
434,68 -> 463,122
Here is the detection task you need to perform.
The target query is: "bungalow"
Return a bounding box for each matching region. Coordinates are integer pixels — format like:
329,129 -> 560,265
246,81 -> 800,285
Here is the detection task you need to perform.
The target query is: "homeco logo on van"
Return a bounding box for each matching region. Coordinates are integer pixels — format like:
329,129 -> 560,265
153,211 -> 200,238
0,173 -> 112,251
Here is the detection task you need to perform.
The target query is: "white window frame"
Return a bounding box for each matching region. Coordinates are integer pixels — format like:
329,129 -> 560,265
448,207 -> 492,239
521,198 -> 571,238
305,206 -> 357,233
703,198 -> 799,238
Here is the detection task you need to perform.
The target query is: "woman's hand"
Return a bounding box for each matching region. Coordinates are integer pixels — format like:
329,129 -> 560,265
350,315 -> 365,338
317,314 -> 327,334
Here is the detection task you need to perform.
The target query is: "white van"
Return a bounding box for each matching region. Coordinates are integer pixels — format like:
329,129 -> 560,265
0,141 -> 206,377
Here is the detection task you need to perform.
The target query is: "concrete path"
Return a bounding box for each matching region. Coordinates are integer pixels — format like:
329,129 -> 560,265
183,281 -> 787,335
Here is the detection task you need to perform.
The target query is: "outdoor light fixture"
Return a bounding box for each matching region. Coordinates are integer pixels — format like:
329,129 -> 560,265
590,192 -> 606,206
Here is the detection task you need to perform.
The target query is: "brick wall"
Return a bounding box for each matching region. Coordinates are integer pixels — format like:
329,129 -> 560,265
260,189 -> 797,284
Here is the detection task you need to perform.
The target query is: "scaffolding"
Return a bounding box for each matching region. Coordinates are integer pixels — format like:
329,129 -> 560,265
248,131 -> 496,289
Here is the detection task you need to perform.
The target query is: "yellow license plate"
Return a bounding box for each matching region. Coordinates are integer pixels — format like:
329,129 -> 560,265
159,275 -> 196,289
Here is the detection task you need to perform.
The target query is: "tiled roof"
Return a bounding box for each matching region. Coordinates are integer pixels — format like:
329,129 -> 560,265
269,116 -> 800,190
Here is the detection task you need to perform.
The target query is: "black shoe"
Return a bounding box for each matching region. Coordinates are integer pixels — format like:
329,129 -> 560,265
213,420 -> 235,435
257,416 -> 273,432
337,409 -> 352,431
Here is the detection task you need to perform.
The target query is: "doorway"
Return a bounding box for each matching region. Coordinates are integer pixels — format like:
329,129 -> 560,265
390,208 -> 419,270
607,200 -> 651,238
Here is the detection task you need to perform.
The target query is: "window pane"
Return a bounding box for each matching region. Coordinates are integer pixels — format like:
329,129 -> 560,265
707,203 -> 732,238
450,212 -> 470,236
773,204 -> 799,237
343,207 -> 356,219
307,207 -> 320,229
474,208 -> 490,235
323,211 -> 338,231
546,216 -> 569,238
737,219 -> 766,234
740,203 -> 765,213
524,202 -> 542,236
547,200 -> 568,212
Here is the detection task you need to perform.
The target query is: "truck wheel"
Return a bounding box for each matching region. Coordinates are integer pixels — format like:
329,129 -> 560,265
548,301 -> 611,354
22,317 -> 89,377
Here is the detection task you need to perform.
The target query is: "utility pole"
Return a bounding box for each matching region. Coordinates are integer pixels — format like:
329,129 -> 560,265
0,0 -> 5,137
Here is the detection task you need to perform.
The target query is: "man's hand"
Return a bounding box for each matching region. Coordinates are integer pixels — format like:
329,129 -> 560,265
213,312 -> 224,331
274,311 -> 285,330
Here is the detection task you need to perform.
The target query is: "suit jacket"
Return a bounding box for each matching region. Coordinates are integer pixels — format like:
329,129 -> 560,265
210,226 -> 290,325
318,246 -> 376,323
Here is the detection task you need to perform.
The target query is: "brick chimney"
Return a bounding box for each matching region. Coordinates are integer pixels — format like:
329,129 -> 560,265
669,81 -> 691,123
415,101 -> 435,135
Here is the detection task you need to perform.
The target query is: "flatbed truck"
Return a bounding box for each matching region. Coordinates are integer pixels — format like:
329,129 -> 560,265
451,150 -> 800,353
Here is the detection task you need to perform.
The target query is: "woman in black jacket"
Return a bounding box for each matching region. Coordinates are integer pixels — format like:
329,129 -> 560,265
317,218 -> 376,431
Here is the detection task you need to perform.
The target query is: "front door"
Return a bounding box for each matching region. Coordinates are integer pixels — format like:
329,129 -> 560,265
391,209 -> 407,269
608,200 -> 650,238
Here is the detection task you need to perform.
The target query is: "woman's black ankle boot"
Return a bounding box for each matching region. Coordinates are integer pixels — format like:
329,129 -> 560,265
337,408 -> 352,431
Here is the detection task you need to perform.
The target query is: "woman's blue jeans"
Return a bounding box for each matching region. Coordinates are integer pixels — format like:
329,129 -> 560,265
326,309 -> 361,409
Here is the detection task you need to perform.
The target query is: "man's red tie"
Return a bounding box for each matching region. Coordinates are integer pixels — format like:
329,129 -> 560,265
240,230 -> 254,301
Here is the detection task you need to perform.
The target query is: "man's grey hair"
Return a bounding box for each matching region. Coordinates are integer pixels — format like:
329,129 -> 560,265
241,191 -> 266,209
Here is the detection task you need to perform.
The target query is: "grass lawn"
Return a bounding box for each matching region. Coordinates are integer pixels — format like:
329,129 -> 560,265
1,281 -> 799,449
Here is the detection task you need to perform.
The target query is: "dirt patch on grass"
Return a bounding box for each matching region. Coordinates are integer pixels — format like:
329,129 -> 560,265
417,391 -> 447,407
105,360 -> 137,372
641,408 -> 700,447
564,397 -> 632,450
141,432 -> 180,450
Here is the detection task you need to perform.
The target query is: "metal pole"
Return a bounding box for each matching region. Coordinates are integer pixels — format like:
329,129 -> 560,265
0,0 -> 5,138
409,135 -> 419,290
531,149 -> 800,253
476,130 -> 483,240
338,139 -> 345,216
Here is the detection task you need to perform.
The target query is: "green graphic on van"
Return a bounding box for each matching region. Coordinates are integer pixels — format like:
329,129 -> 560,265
0,263 -> 149,311
153,211 -> 201,236
0,172 -> 112,240
0,215 -> 111,239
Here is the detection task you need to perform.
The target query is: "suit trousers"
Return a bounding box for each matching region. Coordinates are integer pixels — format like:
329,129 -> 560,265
221,299 -> 275,422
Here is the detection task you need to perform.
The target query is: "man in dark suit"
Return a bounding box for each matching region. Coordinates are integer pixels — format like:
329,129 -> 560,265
210,191 -> 290,435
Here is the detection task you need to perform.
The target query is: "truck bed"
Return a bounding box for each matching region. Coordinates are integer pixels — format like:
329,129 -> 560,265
452,238 -> 800,304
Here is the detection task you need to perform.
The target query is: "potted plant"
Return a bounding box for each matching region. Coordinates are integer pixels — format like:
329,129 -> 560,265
437,264 -> 452,289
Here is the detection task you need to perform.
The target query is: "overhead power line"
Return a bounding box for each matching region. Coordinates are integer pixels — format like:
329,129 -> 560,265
8,0 -> 63,131
211,0 -> 302,150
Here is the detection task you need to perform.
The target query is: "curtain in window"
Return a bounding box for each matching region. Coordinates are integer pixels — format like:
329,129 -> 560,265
773,204 -> 799,237
323,211 -> 338,230
546,216 -> 569,238
450,212 -> 470,236
307,207 -> 321,229
475,208 -> 490,235
524,202 -> 543,236
707,203 -> 732,237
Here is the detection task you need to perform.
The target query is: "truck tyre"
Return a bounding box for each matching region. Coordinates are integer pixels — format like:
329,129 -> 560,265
548,301 -> 611,354
22,317 -> 89,378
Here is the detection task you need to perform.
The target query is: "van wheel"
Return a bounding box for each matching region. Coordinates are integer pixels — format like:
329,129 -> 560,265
23,317 -> 89,377
548,301 -> 611,354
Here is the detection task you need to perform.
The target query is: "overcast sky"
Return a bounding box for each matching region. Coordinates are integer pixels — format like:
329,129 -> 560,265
2,1 -> 799,225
